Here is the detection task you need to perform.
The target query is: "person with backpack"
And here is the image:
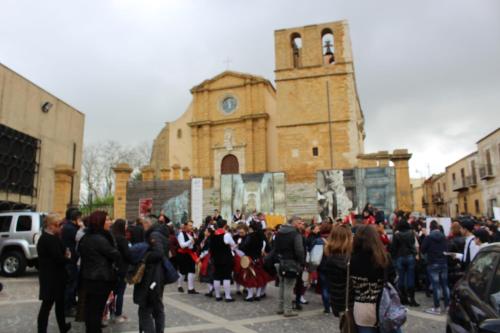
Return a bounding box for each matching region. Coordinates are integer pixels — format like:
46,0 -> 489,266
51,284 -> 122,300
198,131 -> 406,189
351,225 -> 401,333
133,218 -> 169,333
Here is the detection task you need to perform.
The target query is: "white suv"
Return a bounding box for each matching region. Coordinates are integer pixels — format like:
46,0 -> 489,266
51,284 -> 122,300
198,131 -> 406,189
0,211 -> 45,277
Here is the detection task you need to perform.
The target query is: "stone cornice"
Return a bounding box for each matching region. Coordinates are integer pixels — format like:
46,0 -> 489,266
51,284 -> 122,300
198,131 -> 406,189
276,119 -> 349,128
188,113 -> 269,127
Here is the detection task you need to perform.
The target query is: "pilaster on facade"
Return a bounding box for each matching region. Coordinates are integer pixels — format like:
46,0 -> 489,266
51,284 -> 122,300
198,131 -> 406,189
53,165 -> 77,217
112,163 -> 133,219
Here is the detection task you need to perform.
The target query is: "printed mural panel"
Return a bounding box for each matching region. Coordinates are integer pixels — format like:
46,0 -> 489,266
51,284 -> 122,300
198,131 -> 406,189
317,167 -> 396,220
220,172 -> 286,222
126,180 -> 190,226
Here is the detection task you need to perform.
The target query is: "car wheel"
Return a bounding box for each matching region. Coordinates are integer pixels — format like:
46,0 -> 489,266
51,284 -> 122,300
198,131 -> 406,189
0,251 -> 27,277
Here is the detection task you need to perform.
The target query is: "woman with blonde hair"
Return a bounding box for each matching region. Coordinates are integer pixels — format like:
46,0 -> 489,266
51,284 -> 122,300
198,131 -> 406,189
37,213 -> 71,333
321,224 -> 353,316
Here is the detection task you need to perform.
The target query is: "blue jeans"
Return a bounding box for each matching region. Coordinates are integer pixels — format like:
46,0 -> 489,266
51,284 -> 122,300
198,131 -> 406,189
395,255 -> 415,290
318,271 -> 330,311
427,263 -> 450,308
64,263 -> 78,311
113,277 -> 127,316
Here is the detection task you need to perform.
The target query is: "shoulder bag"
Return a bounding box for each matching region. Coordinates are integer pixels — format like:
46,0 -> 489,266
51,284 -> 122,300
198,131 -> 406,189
339,257 -> 357,333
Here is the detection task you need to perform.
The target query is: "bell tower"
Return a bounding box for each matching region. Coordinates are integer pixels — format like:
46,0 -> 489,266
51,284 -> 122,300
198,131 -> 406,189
274,20 -> 366,182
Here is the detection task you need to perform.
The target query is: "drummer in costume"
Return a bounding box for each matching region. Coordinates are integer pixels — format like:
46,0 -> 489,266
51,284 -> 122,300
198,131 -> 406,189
198,226 -> 215,297
238,221 -> 272,301
176,221 -> 199,294
233,224 -> 249,296
209,219 -> 236,302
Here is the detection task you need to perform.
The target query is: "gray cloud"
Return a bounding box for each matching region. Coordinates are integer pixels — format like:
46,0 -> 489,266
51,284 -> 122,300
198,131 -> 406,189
1,0 -> 499,177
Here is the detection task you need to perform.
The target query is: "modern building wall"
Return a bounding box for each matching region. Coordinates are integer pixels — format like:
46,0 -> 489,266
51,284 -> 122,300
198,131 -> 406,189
0,63 -> 85,212
476,128 -> 499,216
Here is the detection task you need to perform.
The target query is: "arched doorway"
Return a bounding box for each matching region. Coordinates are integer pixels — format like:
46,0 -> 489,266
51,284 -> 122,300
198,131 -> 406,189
221,154 -> 239,174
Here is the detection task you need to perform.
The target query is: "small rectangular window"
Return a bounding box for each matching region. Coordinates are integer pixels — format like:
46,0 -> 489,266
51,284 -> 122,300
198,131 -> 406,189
475,200 -> 480,214
312,147 -> 319,157
0,216 -> 12,232
16,215 -> 32,232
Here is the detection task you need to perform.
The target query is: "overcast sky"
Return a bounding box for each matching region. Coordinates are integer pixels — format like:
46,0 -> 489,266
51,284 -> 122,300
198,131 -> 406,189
1,0 -> 499,177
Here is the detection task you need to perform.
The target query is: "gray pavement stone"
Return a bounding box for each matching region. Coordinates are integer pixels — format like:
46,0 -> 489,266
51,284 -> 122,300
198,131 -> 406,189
0,275 -> 447,333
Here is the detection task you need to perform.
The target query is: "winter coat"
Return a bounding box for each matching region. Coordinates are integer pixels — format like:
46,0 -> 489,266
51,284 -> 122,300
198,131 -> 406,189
115,234 -> 132,276
421,229 -> 448,265
391,230 -> 417,258
79,230 -> 121,282
322,253 -> 353,316
273,224 -> 305,267
133,225 -> 168,306
350,251 -> 396,327
60,220 -> 79,264
37,231 -> 68,301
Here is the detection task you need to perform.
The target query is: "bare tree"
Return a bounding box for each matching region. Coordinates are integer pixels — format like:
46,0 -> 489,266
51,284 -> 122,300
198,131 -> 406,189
81,144 -> 104,204
80,140 -> 153,204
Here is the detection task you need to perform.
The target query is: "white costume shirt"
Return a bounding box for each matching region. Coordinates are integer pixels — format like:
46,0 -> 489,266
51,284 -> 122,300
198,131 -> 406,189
177,232 -> 194,250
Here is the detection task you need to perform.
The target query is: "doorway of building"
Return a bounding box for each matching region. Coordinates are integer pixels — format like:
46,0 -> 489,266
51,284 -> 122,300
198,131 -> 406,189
221,154 -> 239,174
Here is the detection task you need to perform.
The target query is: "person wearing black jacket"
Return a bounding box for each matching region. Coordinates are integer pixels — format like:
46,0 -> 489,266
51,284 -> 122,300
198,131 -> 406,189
60,207 -> 82,316
134,220 -> 168,333
421,220 -> 450,316
79,211 -> 121,333
321,224 -> 353,317
274,216 -> 305,317
391,219 -> 419,306
37,213 -> 71,333
111,219 -> 132,323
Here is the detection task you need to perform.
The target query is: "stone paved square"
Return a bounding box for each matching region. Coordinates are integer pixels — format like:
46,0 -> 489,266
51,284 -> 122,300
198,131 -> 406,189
0,270 -> 446,333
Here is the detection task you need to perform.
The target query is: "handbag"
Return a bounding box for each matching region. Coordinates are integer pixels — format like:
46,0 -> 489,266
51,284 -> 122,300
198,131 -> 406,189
126,253 -> 149,285
278,257 -> 299,278
163,258 -> 180,285
339,257 -> 357,333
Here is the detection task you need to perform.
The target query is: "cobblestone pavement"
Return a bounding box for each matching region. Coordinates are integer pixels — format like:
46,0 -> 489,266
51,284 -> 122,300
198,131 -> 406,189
0,270 -> 446,333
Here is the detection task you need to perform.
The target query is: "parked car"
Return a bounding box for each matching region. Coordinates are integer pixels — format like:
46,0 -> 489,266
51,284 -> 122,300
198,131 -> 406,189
0,211 -> 45,277
447,243 -> 500,333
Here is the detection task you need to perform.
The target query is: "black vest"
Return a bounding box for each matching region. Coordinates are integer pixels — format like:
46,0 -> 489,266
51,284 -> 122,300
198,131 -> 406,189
210,233 -> 232,265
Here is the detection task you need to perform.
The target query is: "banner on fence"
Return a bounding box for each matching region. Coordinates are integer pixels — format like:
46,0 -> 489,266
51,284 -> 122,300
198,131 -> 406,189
191,178 -> 203,228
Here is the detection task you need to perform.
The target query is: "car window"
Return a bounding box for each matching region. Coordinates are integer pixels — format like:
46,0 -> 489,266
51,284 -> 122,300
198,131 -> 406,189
0,216 -> 12,232
468,251 -> 497,299
489,259 -> 500,314
16,215 -> 32,232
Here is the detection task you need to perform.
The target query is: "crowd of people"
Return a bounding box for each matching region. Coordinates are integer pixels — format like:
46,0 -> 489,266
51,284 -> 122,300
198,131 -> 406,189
35,205 -> 499,333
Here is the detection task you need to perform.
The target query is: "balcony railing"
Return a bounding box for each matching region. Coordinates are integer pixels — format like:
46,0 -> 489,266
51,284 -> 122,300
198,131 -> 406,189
479,164 -> 494,180
432,193 -> 445,205
452,179 -> 468,192
466,175 -> 478,187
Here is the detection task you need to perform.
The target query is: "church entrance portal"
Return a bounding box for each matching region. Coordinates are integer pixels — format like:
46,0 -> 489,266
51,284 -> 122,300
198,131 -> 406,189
221,154 -> 239,174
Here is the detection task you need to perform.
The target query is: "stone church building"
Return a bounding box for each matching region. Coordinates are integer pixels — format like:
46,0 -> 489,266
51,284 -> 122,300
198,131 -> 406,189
146,20 -> 412,216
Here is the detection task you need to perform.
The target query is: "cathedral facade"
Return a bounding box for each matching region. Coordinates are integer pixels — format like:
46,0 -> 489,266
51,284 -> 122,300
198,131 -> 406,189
149,20 -> 412,211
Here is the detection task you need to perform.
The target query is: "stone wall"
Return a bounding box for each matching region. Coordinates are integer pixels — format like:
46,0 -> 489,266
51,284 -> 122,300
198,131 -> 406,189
285,183 -> 318,219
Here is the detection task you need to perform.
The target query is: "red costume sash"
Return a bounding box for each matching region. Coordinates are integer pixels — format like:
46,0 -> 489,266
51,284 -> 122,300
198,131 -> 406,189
178,247 -> 199,263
